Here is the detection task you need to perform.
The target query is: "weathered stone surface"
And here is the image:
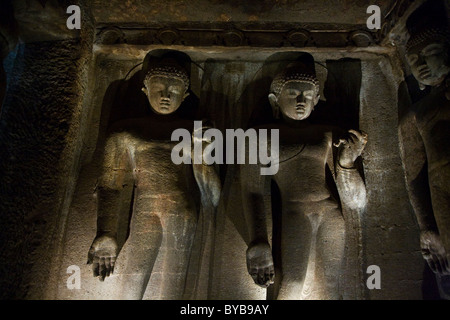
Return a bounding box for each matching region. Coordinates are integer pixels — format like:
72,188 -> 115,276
0,0 -> 445,301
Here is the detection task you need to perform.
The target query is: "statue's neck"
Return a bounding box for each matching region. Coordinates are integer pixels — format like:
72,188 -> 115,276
280,114 -> 311,128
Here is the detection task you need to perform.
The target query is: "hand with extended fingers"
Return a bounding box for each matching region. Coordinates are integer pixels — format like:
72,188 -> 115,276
87,234 -> 118,281
334,129 -> 368,168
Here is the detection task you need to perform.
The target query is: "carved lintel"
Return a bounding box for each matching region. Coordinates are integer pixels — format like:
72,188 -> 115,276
350,30 -> 374,48
157,28 -> 181,45
287,29 -> 310,47
94,23 -> 381,48
96,26 -> 125,45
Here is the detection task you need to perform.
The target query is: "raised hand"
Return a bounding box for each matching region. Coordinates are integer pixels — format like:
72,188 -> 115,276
420,230 -> 450,275
246,241 -> 275,288
334,129 -> 368,168
87,235 -> 118,281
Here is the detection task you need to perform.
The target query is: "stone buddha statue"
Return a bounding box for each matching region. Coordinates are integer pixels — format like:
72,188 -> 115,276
400,0 -> 450,276
241,53 -> 368,299
87,50 -> 221,299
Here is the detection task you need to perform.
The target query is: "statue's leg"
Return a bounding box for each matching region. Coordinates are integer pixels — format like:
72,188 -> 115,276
116,210 -> 163,300
315,205 -> 345,299
150,206 -> 197,300
276,208 -> 311,300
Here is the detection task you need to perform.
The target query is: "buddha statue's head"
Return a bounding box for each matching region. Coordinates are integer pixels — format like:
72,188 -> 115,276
142,60 -> 190,115
268,56 -> 320,121
405,0 -> 450,88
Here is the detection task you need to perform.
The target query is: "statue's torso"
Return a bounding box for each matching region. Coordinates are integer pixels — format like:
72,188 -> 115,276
414,88 -> 450,177
111,117 -> 199,219
256,122 -> 339,206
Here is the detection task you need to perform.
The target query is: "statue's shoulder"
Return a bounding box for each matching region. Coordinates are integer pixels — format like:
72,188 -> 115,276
413,88 -> 450,121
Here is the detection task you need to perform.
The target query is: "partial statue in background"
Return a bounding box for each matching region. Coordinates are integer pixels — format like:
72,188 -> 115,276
241,53 -> 367,299
87,50 -> 221,299
401,0 -> 450,275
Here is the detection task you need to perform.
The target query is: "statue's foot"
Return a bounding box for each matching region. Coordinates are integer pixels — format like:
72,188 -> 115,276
246,241 -> 275,288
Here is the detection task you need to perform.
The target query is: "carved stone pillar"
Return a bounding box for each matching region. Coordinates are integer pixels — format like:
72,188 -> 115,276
0,0 -> 94,299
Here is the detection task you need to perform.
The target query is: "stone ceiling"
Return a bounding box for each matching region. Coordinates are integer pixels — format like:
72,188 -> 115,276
5,0 -> 423,47
91,0 -> 394,26
89,0 -> 422,48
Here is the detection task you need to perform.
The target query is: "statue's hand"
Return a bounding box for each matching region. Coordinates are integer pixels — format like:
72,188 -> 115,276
246,241 -> 275,288
334,129 -> 368,168
420,230 -> 450,275
87,235 -> 118,281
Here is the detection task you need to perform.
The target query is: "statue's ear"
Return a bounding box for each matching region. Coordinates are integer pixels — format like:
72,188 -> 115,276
268,93 -> 278,108
314,94 -> 320,106
183,92 -> 190,101
268,93 -> 280,119
141,87 -> 148,95
419,82 -> 426,91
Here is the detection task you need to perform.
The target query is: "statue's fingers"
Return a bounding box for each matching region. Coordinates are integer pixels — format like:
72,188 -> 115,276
258,269 -> 266,287
87,247 -> 95,264
445,256 -> 450,274
265,269 -> 274,286
333,138 -> 346,147
432,255 -> 443,274
93,262 -> 100,278
250,271 -> 258,284
110,257 -> 116,274
426,257 -> 437,273
442,257 -> 450,275
99,257 -> 106,281
348,129 -> 368,144
105,257 -> 111,277
437,255 -> 446,274
348,129 -> 362,138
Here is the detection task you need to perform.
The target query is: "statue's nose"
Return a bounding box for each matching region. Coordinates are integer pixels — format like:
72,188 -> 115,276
297,93 -> 306,103
161,89 -> 171,99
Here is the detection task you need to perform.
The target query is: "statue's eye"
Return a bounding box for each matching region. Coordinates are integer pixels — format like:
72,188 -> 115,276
168,86 -> 182,95
150,85 -> 165,92
288,90 -> 299,96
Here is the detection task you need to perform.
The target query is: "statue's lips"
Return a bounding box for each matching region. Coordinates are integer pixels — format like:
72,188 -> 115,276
159,102 -> 171,108
296,104 -> 306,113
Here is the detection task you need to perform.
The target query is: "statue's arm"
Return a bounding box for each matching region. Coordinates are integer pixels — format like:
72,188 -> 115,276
96,133 -> 134,236
192,162 -> 221,208
191,122 -> 222,208
398,111 -> 450,274
240,162 -> 274,287
398,112 -> 437,233
333,129 -> 368,211
88,132 -> 134,280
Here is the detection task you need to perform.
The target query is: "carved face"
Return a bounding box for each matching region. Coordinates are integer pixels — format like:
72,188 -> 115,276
143,75 -> 188,114
274,81 -> 319,121
406,42 -> 450,87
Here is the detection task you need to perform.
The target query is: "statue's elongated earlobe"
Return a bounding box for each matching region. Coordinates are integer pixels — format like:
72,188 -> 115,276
268,93 -> 280,119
